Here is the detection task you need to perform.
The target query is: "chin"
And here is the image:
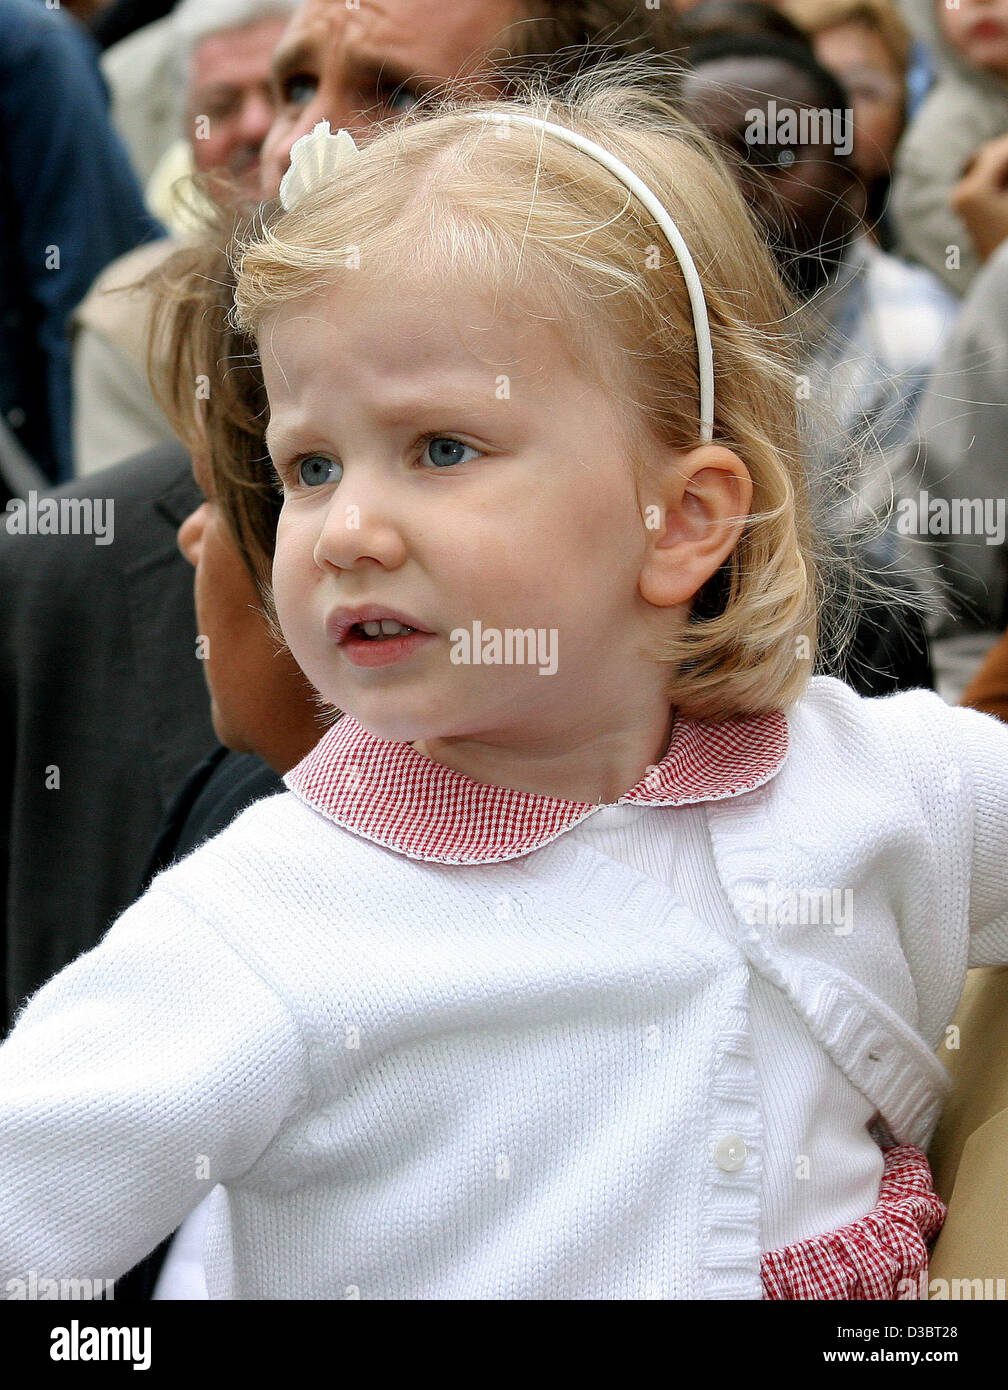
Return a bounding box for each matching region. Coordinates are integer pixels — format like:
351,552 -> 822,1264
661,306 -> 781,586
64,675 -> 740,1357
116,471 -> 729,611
339,694 -> 462,746
347,710 -> 433,744
210,703 -> 248,754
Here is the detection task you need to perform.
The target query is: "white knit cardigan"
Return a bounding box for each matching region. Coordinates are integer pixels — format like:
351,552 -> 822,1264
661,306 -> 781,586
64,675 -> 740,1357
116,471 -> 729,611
1,677 -> 1006,1299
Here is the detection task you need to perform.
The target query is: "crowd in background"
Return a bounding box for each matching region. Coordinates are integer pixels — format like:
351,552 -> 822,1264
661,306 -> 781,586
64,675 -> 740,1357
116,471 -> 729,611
5,0 -> 1008,670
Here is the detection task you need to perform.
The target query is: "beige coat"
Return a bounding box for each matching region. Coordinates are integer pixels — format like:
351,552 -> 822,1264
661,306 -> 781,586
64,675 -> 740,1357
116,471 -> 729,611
71,239 -> 177,477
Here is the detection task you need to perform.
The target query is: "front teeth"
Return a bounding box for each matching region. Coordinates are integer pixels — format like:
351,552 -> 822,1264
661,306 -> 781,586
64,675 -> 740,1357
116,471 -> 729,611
360,619 -> 414,637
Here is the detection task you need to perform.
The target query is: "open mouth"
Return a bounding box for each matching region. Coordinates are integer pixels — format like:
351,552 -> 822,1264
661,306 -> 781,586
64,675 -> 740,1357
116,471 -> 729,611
339,621 -> 436,667
347,620 -> 421,642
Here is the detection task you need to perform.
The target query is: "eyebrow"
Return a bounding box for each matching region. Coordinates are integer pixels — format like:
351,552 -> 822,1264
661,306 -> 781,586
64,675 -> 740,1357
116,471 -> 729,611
271,34 -> 433,103
197,82 -> 241,102
271,36 -> 317,90
343,56 -> 442,113
355,57 -> 429,92
265,388 -> 507,459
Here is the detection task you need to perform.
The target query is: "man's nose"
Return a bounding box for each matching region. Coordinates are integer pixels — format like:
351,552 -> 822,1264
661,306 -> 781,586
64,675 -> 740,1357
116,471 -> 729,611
261,89 -> 377,196
237,90 -> 276,150
262,102 -> 320,196
177,501 -> 209,567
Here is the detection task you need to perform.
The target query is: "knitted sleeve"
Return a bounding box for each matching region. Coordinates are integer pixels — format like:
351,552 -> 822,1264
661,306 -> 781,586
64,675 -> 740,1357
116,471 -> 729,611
873,686 -> 1008,968
0,883 -> 311,1287
952,702 -> 1008,967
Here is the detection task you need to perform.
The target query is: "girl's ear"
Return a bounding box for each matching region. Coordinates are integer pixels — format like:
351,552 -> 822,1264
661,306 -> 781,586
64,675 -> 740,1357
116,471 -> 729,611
638,444 -> 752,610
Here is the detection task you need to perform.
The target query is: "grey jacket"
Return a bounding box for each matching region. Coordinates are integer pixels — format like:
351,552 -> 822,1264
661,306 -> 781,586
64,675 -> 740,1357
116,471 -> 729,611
911,237 -> 1008,631
891,0 -> 1008,296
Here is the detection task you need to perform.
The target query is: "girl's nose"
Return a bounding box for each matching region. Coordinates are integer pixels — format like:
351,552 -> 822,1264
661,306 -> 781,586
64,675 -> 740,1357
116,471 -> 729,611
177,502 -> 209,568
311,493 -> 409,573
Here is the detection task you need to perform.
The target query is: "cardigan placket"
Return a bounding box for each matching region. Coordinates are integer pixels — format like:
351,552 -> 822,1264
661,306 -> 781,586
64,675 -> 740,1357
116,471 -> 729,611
703,792 -> 951,1147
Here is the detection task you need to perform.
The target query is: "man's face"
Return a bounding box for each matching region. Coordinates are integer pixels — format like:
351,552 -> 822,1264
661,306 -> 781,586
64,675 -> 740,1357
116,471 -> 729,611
187,16 -> 291,202
260,0 -> 524,196
177,447 -> 317,769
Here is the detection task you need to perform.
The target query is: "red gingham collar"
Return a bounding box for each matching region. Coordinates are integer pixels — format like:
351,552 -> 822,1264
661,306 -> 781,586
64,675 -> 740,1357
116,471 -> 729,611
284,708 -> 789,865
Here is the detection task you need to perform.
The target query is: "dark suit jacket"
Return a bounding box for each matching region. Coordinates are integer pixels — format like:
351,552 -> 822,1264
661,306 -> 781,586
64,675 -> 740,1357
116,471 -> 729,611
0,441 -> 217,1033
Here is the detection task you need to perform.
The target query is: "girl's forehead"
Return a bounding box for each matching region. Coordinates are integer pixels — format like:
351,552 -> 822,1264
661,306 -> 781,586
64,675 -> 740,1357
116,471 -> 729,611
259,274 -> 586,385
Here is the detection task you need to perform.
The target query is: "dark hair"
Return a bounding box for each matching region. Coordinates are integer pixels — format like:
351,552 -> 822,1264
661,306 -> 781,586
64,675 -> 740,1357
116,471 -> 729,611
492,0 -> 686,91
685,31 -> 852,113
679,1 -> 808,48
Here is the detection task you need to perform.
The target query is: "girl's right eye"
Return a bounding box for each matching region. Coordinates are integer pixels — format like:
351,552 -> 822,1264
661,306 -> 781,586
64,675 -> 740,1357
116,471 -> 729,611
297,455 -> 341,488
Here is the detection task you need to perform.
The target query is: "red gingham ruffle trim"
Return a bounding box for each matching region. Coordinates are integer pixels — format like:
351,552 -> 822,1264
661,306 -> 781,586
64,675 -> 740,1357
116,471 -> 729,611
761,1144 -> 946,1300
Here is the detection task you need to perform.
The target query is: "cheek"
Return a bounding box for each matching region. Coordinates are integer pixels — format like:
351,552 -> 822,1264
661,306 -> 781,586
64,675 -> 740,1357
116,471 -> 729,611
485,471 -> 639,603
940,10 -> 969,45
192,126 -> 232,170
261,114 -> 302,190
196,522 -> 246,623
871,103 -> 900,138
270,513 -> 314,622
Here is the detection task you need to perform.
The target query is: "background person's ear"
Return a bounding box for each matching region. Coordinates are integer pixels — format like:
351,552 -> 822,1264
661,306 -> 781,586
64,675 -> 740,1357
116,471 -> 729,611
638,444 -> 752,610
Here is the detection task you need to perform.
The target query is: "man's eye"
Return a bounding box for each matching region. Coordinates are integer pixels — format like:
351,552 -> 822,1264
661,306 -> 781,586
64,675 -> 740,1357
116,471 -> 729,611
422,437 -> 481,468
283,74 -> 318,108
297,455 -> 340,487
380,83 -> 420,116
203,97 -> 239,122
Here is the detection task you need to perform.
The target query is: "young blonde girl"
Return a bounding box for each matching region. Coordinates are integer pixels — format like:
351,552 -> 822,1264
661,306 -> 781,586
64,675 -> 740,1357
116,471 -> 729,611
2,70 -> 1006,1301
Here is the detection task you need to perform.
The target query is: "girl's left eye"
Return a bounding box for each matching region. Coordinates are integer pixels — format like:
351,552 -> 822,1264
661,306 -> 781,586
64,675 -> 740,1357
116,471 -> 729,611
422,437 -> 481,468
297,454 -> 341,487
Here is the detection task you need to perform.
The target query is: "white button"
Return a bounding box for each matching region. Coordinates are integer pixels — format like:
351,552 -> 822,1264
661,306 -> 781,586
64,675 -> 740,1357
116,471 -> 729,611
714,1134 -> 748,1171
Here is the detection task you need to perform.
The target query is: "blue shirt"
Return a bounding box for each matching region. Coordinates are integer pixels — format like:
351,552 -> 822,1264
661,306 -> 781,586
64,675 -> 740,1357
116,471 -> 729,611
0,0 -> 161,482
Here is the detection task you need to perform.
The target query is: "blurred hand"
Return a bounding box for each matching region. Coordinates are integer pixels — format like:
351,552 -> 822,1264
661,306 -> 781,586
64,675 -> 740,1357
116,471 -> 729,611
951,132 -> 1008,263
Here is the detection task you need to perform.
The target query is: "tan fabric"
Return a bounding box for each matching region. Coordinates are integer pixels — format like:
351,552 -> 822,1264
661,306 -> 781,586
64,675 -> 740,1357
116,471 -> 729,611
71,239 -> 178,477
144,140 -> 220,240
928,967 -> 1008,1284
960,629 -> 1008,724
929,1112 -> 1008,1285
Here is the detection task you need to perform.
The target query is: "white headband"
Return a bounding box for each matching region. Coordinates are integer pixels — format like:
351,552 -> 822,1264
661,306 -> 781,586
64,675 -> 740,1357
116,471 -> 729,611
279,116 -> 715,443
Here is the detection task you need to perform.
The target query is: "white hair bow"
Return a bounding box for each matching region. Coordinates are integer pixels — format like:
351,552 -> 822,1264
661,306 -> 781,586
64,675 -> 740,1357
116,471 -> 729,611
279,121 -> 359,212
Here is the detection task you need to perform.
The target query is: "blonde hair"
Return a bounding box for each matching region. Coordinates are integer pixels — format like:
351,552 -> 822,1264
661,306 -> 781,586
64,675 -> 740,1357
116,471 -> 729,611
780,0 -> 912,73
233,62 -> 837,721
